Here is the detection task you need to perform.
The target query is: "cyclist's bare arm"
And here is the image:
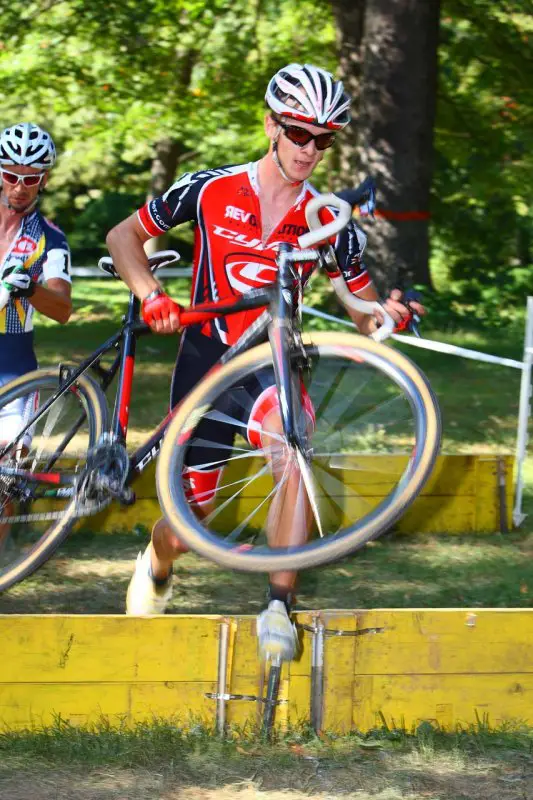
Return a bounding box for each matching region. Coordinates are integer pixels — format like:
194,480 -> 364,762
341,283 -> 381,335
106,213 -> 182,335
106,213 -> 159,300
30,278 -> 72,324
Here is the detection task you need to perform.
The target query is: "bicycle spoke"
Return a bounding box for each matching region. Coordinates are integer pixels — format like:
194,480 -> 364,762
204,409 -> 285,443
185,444 -> 276,472
223,464 -> 291,542
318,452 -> 411,474
295,447 -> 324,538
31,394 -> 67,472
0,375 -> 105,580
205,461 -> 273,525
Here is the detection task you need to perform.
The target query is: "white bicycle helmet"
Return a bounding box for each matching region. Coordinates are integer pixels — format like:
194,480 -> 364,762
266,63 -> 351,130
0,123 -> 56,170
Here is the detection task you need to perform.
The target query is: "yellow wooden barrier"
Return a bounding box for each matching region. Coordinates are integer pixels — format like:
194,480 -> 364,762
78,454 -> 514,535
1,609 -> 531,733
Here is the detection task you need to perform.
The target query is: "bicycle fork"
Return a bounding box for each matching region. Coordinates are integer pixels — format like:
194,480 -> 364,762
268,243 -> 323,538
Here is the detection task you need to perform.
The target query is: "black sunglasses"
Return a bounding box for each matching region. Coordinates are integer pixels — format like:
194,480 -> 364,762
273,116 -> 336,151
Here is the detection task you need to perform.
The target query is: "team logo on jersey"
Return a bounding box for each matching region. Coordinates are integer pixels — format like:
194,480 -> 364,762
277,223 -> 307,237
213,225 -> 262,249
225,254 -> 278,294
12,235 -> 38,255
224,206 -> 257,226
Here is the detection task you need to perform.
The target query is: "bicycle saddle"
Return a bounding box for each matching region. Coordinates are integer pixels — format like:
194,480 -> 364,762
97,250 -> 181,279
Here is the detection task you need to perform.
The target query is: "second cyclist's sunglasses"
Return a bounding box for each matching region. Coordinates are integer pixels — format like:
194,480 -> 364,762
1,168 -> 45,187
273,116 -> 336,151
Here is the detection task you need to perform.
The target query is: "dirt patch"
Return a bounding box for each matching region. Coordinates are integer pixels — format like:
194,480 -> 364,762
2,746 -> 533,800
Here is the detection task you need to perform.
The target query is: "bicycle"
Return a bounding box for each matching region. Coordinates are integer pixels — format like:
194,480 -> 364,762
0,181 -> 441,593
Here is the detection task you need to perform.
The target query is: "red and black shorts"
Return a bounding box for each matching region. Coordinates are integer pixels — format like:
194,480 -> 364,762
170,326 -> 314,506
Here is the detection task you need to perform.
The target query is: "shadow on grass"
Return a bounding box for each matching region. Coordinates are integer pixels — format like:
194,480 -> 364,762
2,529 -> 533,615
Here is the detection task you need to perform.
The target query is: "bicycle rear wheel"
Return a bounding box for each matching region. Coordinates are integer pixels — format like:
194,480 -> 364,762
157,332 -> 441,572
0,368 -> 108,592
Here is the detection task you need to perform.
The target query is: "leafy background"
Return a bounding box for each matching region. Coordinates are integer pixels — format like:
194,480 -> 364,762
0,0 -> 531,324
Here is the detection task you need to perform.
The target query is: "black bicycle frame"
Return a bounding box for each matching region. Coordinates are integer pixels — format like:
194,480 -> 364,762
0,252 -> 305,494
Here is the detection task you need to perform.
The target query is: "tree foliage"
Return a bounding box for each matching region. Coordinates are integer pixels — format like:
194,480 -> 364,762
0,0 -> 335,261
432,0 -> 533,320
0,0 -> 532,322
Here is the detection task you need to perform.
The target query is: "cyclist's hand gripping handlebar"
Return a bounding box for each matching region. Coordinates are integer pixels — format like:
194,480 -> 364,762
298,192 -> 395,342
142,289 -> 182,332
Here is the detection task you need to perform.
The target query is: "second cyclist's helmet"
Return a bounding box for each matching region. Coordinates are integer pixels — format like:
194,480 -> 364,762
265,63 -> 351,130
0,123 -> 56,170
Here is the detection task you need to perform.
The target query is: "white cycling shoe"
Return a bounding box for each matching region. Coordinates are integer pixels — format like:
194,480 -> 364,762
126,544 -> 173,615
257,600 -> 298,662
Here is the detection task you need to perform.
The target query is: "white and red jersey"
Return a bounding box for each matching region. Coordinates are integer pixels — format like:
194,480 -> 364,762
138,161 -> 371,345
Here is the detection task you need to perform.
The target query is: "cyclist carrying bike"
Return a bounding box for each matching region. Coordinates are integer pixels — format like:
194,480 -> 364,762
0,123 -> 72,542
106,63 -> 424,661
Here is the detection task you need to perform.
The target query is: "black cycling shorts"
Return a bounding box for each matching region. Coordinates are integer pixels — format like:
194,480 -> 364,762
170,326 -> 275,469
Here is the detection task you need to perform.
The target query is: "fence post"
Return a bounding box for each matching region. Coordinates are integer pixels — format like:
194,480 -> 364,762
215,620 -> 230,736
310,615 -> 325,733
513,296 -> 533,526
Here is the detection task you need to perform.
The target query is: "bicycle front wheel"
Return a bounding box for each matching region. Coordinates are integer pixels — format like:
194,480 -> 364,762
0,368 -> 108,592
157,332 -> 441,572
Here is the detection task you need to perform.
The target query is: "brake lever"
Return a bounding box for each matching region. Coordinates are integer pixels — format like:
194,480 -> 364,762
396,288 -> 422,337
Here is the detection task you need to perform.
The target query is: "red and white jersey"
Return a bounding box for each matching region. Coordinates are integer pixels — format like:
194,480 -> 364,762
138,162 -> 371,345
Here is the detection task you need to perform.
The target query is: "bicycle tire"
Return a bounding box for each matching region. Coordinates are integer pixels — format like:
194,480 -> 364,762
156,332 -> 441,572
0,368 -> 108,592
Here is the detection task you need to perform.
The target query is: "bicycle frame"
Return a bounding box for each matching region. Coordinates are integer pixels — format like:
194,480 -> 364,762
0,256 -> 304,497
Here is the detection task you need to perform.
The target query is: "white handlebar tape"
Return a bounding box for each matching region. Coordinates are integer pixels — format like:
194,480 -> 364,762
298,194 -> 352,249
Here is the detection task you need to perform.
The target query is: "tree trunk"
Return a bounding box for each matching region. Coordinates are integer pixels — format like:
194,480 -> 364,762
330,0 -> 366,185
144,138 -> 184,255
357,0 -> 440,291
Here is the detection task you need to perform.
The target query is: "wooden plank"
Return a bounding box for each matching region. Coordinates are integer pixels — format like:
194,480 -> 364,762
2,610 -> 533,733
322,613 -> 358,733
352,674 -> 533,732
79,454 -> 514,534
322,610 -> 533,676
225,617 -> 262,729
395,497 -> 475,533
0,615 -> 220,683
475,456 -> 514,531
79,495 -> 477,535
0,682 -> 215,730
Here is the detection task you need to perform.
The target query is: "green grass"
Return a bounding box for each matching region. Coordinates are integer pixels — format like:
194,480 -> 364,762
1,719 -> 533,799
2,530 -> 533,615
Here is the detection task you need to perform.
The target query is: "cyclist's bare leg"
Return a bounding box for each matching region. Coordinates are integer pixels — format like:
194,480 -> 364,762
150,498 -> 216,581
255,410 -> 312,659
261,409 -> 312,596
150,516 -> 189,580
